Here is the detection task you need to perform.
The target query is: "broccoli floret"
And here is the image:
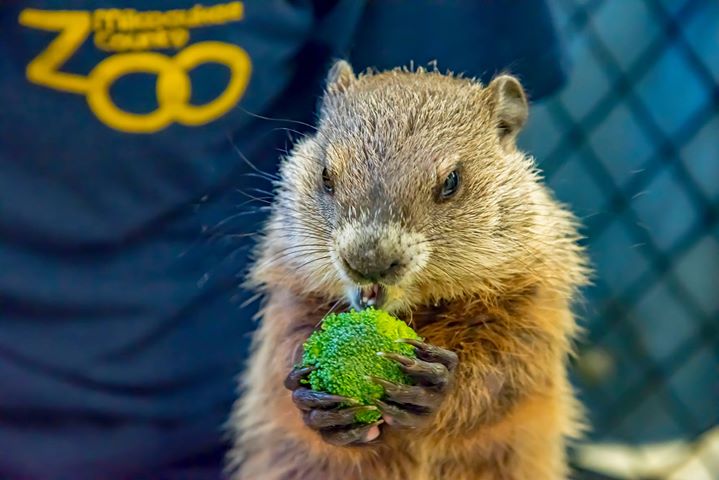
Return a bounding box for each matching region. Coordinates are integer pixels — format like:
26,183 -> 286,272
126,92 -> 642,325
301,308 -> 421,423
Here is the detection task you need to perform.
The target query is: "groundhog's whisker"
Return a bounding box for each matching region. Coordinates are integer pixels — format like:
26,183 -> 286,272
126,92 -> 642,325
266,248 -> 331,264
240,172 -> 279,184
269,126 -> 309,138
269,246 -> 331,259
236,106 -> 318,132
206,211 -> 267,234
264,257 -> 333,279
212,224 -> 328,241
247,187 -> 275,197
235,189 -> 273,205
235,198 -> 273,210
229,205 -> 272,216
291,255 -> 334,272
315,298 -> 345,328
225,131 -> 281,181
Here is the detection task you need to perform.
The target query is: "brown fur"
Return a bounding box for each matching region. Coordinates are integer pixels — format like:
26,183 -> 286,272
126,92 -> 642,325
227,63 -> 589,480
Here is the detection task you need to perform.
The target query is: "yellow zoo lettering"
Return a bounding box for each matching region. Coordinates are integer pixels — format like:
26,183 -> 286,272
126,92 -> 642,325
20,9 -> 92,94
19,7 -> 252,134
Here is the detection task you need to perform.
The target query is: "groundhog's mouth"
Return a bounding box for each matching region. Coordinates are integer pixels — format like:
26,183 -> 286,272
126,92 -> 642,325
352,284 -> 385,310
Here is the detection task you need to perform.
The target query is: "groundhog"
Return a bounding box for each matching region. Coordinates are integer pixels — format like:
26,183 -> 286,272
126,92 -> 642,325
227,60 -> 589,480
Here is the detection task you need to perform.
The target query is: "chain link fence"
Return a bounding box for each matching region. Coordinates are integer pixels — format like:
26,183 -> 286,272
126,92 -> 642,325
518,0 -> 719,478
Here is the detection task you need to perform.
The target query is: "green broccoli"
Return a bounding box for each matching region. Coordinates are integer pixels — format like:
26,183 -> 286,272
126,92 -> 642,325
300,307 -> 421,423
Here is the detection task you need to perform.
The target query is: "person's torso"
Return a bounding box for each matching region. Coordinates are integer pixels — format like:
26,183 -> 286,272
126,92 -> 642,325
0,1 -> 567,476
0,2 -> 348,477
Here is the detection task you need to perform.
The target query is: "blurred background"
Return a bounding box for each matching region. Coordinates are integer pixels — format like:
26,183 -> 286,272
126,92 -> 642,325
519,0 -> 719,478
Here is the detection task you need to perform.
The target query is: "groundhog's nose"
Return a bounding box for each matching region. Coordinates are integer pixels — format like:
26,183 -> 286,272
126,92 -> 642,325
341,254 -> 405,284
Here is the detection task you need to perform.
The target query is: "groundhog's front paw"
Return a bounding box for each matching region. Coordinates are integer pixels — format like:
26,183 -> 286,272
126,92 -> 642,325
371,339 -> 458,429
284,367 -> 383,446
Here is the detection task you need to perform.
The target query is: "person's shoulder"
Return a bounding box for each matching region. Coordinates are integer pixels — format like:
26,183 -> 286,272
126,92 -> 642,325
345,0 -> 567,100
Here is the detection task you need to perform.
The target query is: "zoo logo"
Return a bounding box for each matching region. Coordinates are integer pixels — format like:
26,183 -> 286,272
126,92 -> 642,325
19,6 -> 252,134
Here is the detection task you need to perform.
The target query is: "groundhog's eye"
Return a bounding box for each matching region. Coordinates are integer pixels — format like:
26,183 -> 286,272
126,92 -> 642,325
321,167 -> 335,194
439,170 -> 460,200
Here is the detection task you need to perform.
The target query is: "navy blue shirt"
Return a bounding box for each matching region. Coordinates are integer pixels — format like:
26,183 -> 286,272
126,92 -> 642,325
0,1 -> 566,478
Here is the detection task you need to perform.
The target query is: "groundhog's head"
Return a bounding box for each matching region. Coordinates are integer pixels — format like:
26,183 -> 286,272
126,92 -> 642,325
260,61 -> 579,312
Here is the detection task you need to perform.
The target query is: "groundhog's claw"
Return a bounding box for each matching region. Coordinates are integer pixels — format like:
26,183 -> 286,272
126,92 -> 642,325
396,338 -> 459,370
373,399 -> 425,428
284,366 -> 314,390
373,341 -> 458,429
303,405 -> 378,429
284,368 -> 381,445
368,376 -> 442,408
292,387 -> 358,410
378,352 -> 450,388
320,421 -> 383,446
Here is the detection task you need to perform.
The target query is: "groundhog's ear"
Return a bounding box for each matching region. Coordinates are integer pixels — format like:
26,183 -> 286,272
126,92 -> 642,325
325,60 -> 356,95
488,75 -> 528,144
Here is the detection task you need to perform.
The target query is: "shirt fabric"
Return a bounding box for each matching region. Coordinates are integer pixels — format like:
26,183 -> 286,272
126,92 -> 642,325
0,1 -> 567,478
